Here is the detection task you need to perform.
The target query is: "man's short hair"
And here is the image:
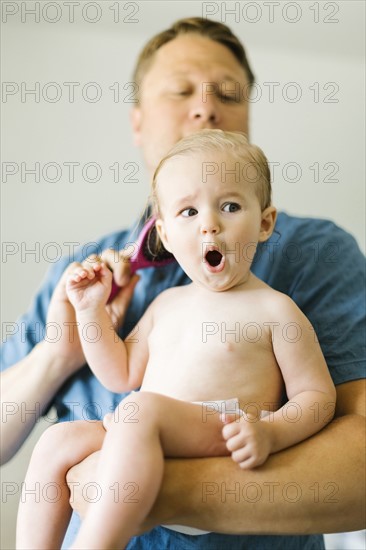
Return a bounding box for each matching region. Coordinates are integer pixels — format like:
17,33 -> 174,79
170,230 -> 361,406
133,17 -> 255,102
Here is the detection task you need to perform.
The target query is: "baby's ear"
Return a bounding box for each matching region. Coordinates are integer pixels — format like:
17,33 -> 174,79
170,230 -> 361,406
155,218 -> 172,253
259,206 -> 277,242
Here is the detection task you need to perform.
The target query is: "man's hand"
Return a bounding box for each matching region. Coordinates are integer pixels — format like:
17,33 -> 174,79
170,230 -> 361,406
67,451 -> 101,519
44,262 -> 86,376
45,250 -> 139,378
95,249 -> 140,329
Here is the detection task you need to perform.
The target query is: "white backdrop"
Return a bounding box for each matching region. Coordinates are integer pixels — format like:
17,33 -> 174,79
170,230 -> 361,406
1,1 -> 365,548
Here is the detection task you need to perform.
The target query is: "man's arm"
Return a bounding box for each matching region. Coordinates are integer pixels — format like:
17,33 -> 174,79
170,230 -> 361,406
0,260 -> 85,465
149,379 -> 365,534
0,342 -> 78,465
68,379 -> 365,534
0,249 -> 137,465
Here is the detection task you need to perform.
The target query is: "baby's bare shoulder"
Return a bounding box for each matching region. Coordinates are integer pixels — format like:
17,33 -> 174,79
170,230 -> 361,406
258,285 -> 303,321
150,285 -> 191,308
250,276 -> 300,314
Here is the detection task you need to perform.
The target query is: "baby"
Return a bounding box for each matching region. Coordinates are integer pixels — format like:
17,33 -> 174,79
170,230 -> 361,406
16,130 -> 336,550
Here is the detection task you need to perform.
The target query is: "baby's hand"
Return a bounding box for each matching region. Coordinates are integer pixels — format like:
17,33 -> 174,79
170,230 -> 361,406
66,259 -> 113,312
221,412 -> 273,469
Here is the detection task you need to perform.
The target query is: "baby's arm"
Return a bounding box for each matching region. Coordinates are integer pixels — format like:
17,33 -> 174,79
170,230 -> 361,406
223,294 -> 336,469
66,261 -> 152,393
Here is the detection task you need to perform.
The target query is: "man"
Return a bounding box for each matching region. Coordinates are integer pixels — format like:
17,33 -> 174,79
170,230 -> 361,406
1,17 -> 365,549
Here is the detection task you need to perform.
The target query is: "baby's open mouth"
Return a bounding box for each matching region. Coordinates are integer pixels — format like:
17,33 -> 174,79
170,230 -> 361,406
205,249 -> 223,267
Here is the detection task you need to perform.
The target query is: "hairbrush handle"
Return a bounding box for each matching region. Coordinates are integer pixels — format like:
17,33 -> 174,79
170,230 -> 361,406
107,217 -> 175,303
108,262 -> 139,303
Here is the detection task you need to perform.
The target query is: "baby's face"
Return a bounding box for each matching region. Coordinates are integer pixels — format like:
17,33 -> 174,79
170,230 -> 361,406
155,151 -> 271,292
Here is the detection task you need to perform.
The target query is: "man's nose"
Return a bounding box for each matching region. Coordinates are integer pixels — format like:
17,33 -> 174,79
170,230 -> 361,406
189,94 -> 220,125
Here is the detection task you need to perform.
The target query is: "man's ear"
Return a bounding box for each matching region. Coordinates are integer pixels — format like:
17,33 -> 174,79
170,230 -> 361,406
259,206 -> 277,242
130,107 -> 142,146
155,218 -> 172,253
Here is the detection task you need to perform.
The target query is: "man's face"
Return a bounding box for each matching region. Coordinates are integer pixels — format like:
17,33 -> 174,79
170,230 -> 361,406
131,34 -> 250,176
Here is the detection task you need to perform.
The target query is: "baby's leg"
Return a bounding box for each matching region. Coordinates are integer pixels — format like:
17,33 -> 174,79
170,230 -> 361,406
16,420 -> 105,550
71,392 -> 228,550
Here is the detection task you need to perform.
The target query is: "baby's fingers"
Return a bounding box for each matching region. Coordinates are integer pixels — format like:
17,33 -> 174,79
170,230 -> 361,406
69,267 -> 93,283
231,446 -> 252,466
225,432 -> 246,453
222,419 -> 241,440
67,260 -> 101,285
236,453 -> 259,470
229,441 -> 264,469
69,268 -> 88,283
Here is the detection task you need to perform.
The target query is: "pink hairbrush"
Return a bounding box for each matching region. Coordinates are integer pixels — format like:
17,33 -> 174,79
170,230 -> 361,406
108,216 -> 175,302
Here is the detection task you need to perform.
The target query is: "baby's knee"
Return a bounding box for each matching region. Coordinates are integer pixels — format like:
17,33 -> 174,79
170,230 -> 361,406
32,422 -> 84,465
112,391 -> 164,426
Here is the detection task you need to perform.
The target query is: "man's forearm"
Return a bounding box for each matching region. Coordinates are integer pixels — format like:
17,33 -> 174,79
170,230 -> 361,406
0,343 -> 71,464
69,413 -> 365,534
149,414 -> 365,534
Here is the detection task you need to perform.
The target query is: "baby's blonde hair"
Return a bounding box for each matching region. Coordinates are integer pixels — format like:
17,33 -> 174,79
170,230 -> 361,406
151,130 -> 272,216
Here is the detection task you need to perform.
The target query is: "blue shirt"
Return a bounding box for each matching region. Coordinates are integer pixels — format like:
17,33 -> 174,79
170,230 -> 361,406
2,212 -> 365,549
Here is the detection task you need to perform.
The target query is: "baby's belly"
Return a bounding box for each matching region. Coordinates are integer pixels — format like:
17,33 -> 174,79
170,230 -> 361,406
140,357 -> 284,412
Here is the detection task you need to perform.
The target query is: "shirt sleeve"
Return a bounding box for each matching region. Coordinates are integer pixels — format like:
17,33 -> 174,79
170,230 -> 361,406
1,256 -> 69,370
292,224 -> 365,385
254,213 -> 366,386
1,229 -> 130,371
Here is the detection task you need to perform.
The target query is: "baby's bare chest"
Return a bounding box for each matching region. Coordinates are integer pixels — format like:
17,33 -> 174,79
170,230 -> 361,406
142,300 -> 282,403
151,298 -> 272,355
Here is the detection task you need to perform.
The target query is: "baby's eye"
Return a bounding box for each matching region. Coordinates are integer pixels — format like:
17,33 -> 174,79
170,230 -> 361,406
222,202 -> 241,213
180,207 -> 198,217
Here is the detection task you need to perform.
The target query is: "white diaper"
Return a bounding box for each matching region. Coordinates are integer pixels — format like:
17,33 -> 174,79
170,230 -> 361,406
196,396 -> 242,415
